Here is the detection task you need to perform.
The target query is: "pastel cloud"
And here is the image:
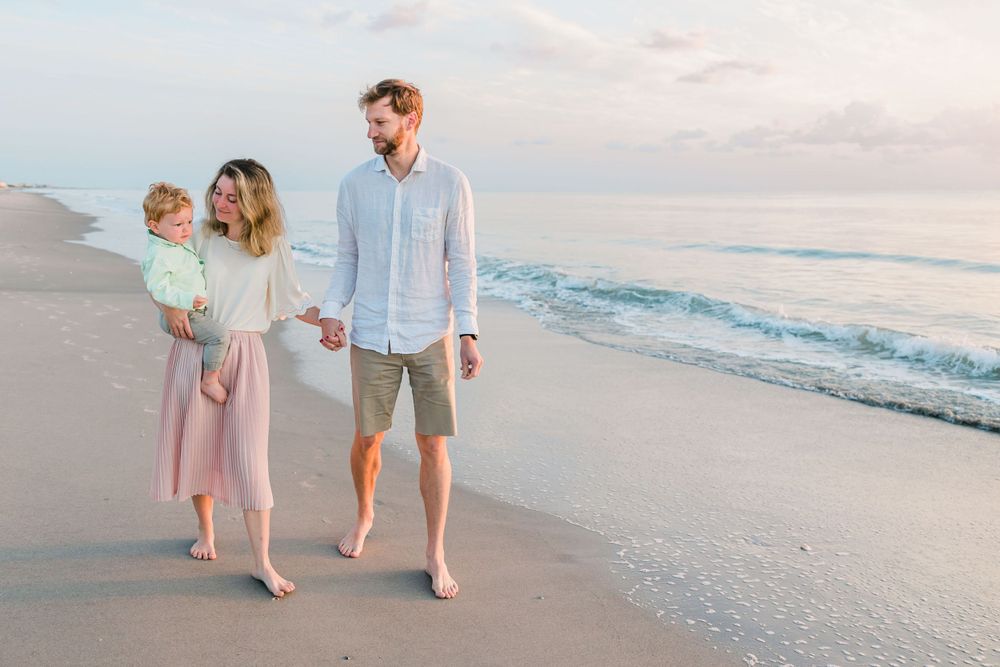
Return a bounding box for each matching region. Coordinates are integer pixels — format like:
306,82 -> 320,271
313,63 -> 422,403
645,28 -> 706,51
678,60 -> 774,84
723,102 -> 1000,153
369,1 -> 428,32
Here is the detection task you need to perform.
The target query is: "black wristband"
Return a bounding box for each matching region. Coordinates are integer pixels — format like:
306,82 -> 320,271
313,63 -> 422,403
460,333 -> 478,341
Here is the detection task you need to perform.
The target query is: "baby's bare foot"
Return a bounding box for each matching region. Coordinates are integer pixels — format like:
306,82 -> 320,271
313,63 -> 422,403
251,565 -> 295,598
200,378 -> 228,404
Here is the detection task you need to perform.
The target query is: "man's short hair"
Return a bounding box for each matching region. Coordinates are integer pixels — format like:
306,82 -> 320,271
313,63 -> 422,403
358,79 -> 424,130
143,182 -> 192,223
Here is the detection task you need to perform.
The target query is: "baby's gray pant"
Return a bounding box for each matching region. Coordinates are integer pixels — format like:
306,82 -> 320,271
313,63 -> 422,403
159,310 -> 230,372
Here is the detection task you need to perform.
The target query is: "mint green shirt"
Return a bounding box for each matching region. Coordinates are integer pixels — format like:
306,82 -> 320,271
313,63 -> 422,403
140,231 -> 207,310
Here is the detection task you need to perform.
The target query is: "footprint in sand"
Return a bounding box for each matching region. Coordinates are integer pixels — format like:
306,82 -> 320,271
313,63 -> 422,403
299,472 -> 324,490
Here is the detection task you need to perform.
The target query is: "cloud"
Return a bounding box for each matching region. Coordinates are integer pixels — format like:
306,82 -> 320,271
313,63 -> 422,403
645,28 -> 706,51
721,102 -> 1000,155
511,138 -> 551,147
605,140 -> 662,153
724,125 -> 787,150
491,5 -> 612,66
678,60 -> 774,84
320,9 -> 354,27
369,1 -> 428,32
664,129 -> 710,151
668,129 -> 709,142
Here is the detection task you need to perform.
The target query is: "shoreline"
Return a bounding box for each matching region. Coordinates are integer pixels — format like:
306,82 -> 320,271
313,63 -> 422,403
0,191 -> 727,664
33,186 -> 1000,435
285,244 -> 1000,663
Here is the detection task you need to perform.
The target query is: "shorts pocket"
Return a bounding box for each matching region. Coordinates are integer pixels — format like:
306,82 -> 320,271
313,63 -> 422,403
411,207 -> 443,242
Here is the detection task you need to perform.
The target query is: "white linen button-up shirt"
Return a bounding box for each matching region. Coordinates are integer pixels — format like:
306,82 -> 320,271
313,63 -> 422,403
319,147 -> 479,355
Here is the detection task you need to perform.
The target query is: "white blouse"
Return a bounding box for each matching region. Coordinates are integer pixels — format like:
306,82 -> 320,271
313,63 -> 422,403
194,230 -> 312,333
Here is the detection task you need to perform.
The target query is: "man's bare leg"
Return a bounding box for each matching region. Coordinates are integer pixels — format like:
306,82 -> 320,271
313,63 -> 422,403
245,509 -> 295,597
416,432 -> 458,599
189,494 -> 216,560
339,430 -> 383,557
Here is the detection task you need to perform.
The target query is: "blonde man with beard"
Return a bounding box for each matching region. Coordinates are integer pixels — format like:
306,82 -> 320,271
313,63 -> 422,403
320,79 -> 483,599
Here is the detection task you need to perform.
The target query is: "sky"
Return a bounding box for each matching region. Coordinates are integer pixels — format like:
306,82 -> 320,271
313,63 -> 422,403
2,0 -> 1000,192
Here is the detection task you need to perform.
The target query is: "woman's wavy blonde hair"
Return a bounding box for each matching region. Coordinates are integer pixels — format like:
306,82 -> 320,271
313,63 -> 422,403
202,158 -> 284,257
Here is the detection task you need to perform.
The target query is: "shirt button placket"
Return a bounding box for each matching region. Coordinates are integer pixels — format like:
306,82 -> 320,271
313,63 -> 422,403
386,181 -> 403,354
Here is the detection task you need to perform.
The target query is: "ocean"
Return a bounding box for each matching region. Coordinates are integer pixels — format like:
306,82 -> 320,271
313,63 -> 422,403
44,187 -> 1000,431
39,187 -> 1000,664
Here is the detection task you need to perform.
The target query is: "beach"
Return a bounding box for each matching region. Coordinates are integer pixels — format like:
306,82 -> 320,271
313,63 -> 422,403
3,188 -> 999,666
0,191 -> 726,665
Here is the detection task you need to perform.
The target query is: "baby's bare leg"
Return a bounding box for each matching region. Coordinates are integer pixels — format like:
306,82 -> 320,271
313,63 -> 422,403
189,312 -> 230,404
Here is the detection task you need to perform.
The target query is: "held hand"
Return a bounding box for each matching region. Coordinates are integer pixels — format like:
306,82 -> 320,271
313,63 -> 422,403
295,306 -> 322,327
319,318 -> 348,352
192,295 -> 208,309
163,305 -> 194,339
460,337 -> 483,380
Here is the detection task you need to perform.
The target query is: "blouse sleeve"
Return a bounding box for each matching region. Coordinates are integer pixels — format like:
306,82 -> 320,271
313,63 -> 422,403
266,237 -> 313,321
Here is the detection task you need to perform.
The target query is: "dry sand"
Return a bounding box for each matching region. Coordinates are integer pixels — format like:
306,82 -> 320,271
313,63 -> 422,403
0,190 -> 727,665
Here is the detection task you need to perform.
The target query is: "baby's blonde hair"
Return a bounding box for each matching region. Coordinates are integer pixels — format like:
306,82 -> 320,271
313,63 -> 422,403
202,159 -> 285,257
143,182 -> 193,224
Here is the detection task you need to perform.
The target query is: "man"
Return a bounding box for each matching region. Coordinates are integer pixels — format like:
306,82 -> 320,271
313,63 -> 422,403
319,79 -> 483,600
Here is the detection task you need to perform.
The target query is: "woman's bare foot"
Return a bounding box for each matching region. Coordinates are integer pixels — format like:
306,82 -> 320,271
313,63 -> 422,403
338,516 -> 373,558
426,558 -> 459,599
200,376 -> 228,404
251,565 -> 295,598
190,528 -> 216,560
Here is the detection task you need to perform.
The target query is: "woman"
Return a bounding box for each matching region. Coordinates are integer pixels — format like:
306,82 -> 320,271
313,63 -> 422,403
150,158 -> 321,597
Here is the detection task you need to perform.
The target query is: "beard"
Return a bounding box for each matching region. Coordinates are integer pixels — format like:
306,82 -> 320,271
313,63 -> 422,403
373,126 -> 406,155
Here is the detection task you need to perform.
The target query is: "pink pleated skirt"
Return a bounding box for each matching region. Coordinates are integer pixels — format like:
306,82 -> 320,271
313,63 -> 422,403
150,331 -> 273,510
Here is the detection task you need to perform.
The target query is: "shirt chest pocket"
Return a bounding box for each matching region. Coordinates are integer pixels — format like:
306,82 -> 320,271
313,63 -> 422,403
411,207 -> 443,242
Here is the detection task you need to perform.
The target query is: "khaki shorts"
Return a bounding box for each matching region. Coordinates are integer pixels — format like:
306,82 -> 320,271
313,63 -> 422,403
350,337 -> 457,437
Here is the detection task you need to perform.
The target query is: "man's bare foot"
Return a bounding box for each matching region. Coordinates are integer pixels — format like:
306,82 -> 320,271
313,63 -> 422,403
426,558 -> 459,599
338,517 -> 373,558
200,377 -> 228,404
190,529 -> 216,560
251,565 -> 295,598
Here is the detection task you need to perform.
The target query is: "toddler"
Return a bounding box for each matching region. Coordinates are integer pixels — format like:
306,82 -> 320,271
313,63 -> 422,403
140,182 -> 230,404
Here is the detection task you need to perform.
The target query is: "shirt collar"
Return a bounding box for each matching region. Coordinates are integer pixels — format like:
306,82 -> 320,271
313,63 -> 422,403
147,229 -> 193,251
412,146 -> 428,172
371,145 -> 429,174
